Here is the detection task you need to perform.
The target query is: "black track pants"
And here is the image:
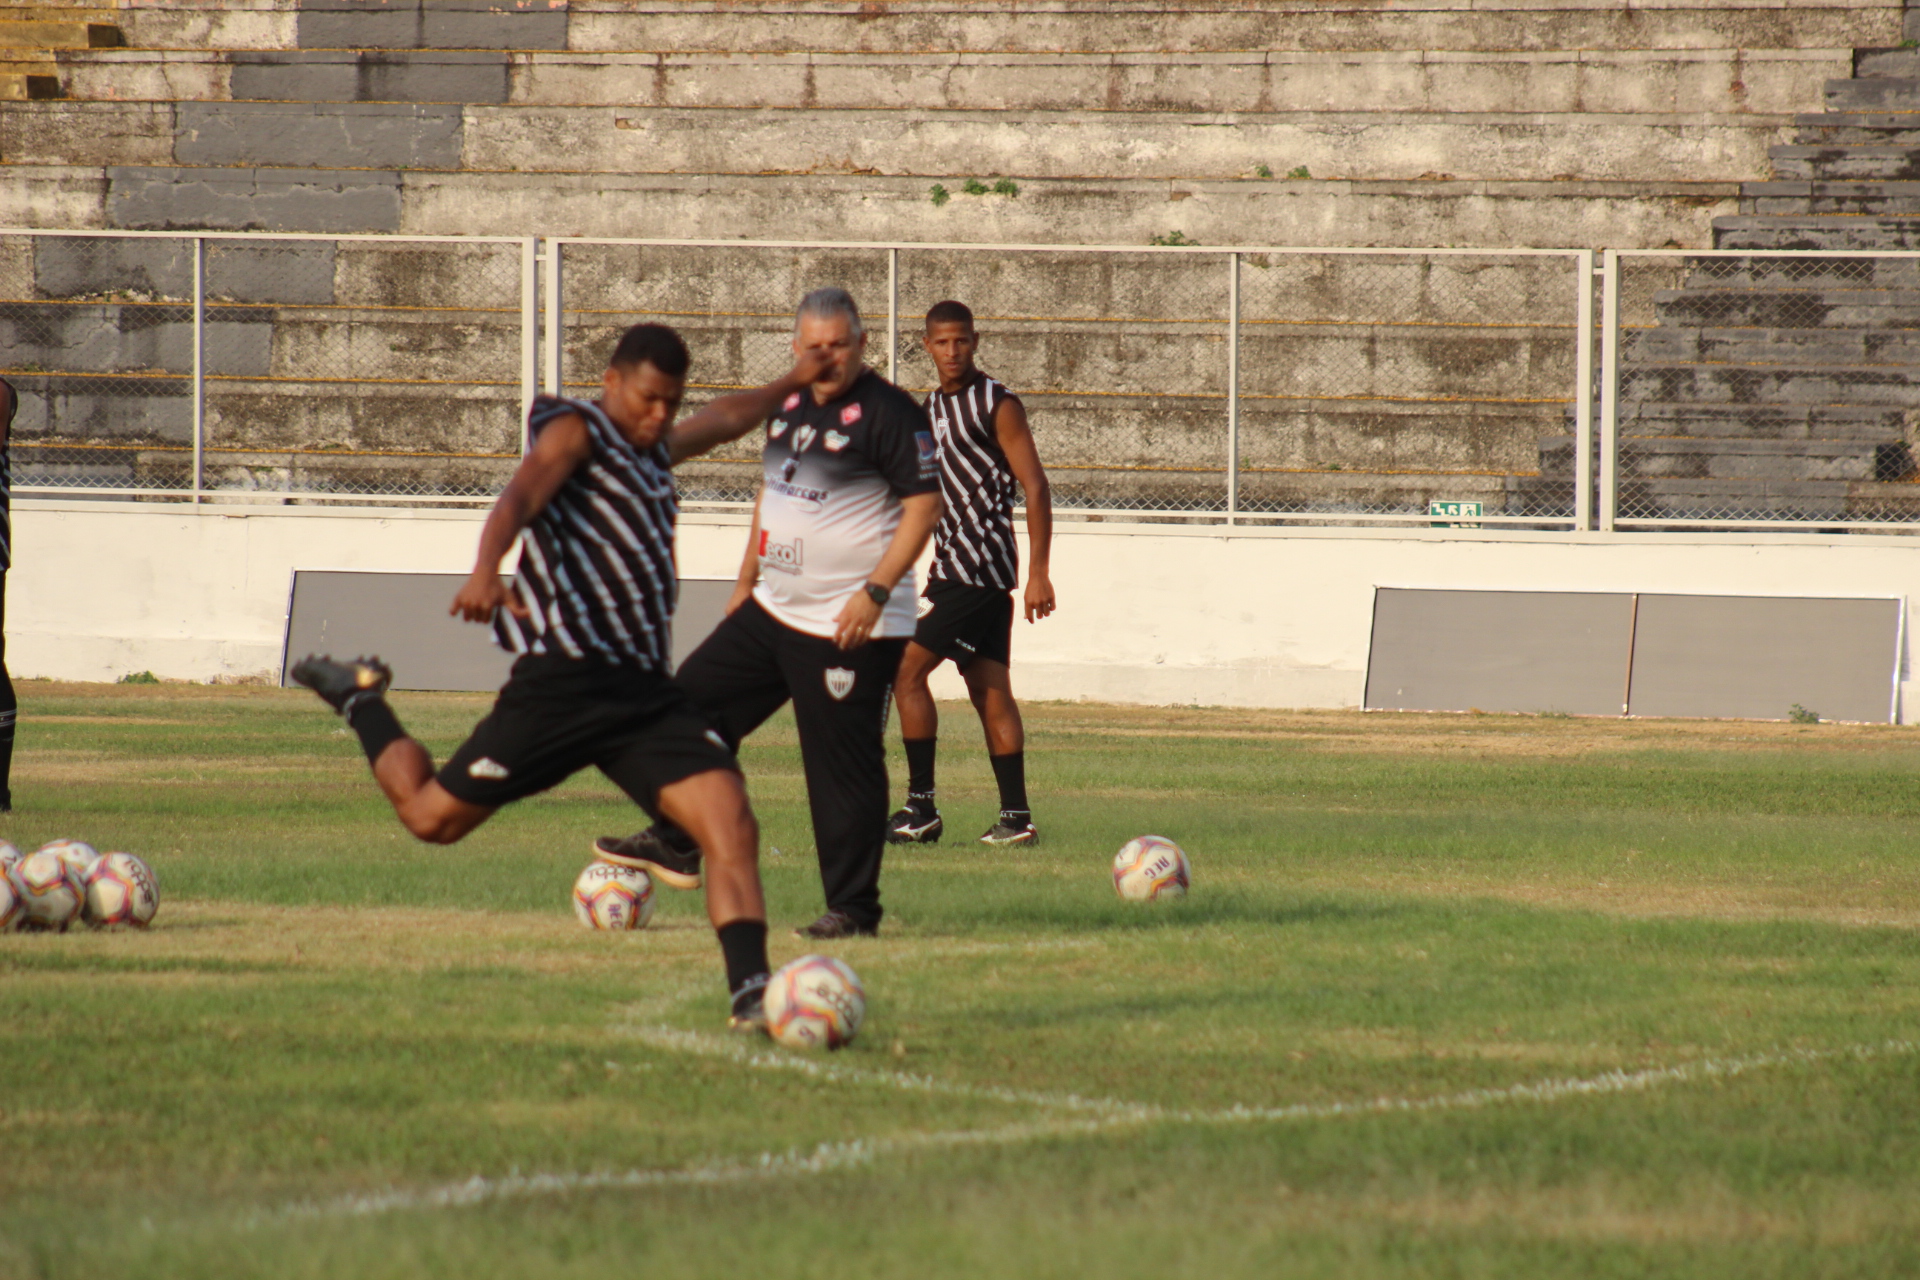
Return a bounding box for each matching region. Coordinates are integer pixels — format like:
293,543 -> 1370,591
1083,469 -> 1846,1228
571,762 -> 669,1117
0,571 -> 15,810
676,597 -> 905,930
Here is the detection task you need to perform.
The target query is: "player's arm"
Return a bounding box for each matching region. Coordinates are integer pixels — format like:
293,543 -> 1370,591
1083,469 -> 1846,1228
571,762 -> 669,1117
994,394 -> 1055,623
450,413 -> 592,623
726,489 -> 765,616
832,490 -> 943,650
666,349 -> 834,466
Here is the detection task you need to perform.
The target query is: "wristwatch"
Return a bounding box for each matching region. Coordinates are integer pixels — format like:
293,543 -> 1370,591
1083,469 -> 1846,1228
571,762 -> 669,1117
863,582 -> 891,606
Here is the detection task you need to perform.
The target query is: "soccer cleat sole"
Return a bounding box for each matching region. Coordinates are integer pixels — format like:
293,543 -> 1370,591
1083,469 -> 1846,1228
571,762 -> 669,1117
289,654 -> 393,715
979,826 -> 1038,847
590,839 -> 702,891
886,816 -> 943,845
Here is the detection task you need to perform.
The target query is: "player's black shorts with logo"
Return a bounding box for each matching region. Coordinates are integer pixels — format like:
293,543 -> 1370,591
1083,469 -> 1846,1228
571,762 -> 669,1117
436,653 -> 737,812
912,577 -> 1014,669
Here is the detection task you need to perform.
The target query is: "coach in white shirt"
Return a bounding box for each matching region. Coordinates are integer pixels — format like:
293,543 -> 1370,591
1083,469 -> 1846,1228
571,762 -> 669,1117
596,287 -> 942,939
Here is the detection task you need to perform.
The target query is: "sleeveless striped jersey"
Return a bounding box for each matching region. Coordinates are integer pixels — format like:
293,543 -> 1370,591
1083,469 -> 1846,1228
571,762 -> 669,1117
0,380 -> 12,575
925,372 -> 1019,590
493,395 -> 679,671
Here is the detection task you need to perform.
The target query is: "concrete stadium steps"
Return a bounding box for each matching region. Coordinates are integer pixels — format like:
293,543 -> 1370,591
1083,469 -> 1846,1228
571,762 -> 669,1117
1711,215 -> 1920,251
1769,146 -> 1920,182
37,47 -> 1844,116
1622,327 -> 1920,364
1612,402 -> 1912,441
1,99 -> 1791,185
1651,289 -> 1920,328
0,164 -> 1738,245
1539,433 -> 1913,482
1739,181 -> 1920,216
1791,113 -> 1920,146
74,1 -> 1899,59
0,3 -> 119,100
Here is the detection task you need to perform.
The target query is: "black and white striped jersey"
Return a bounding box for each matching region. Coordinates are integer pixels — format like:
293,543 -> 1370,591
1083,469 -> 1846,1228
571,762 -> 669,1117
925,372 -> 1019,591
493,395 -> 679,672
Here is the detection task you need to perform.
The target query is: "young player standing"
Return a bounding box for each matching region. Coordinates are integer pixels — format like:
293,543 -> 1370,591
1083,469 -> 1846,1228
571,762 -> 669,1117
595,288 -> 943,939
887,301 -> 1054,847
290,325 -> 828,1031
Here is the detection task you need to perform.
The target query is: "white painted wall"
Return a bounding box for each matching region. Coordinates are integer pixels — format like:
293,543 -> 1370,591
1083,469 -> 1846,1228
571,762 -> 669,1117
13,500 -> 1918,720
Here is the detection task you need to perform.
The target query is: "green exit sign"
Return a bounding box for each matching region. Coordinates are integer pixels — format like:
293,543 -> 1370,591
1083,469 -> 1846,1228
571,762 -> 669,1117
1428,500 -> 1483,528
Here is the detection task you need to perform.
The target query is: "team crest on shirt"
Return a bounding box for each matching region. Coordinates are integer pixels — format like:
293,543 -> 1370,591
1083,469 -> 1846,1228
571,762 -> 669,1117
467,757 -> 510,780
825,667 -> 856,700
915,431 -> 938,479
770,419 -> 790,439
792,424 -> 818,454
824,430 -> 850,452
783,392 -> 801,412
841,404 -> 862,426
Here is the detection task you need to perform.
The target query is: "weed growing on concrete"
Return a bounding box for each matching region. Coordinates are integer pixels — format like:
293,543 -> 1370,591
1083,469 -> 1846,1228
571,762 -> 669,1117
1789,704 -> 1822,724
1254,163 -> 1273,179
991,177 -> 1020,197
963,178 -> 990,196
1288,165 -> 1312,179
1149,231 -> 1199,247
116,671 -> 160,685
929,184 -> 950,207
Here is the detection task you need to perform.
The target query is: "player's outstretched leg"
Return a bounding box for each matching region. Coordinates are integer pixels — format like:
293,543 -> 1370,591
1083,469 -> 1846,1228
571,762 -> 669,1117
886,641 -> 944,844
290,654 -> 493,844
654,767 -> 772,1032
963,658 -> 1036,846
592,824 -> 704,890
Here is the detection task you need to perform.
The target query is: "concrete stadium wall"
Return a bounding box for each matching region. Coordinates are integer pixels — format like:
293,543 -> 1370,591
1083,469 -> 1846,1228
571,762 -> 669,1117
14,499 -> 1919,722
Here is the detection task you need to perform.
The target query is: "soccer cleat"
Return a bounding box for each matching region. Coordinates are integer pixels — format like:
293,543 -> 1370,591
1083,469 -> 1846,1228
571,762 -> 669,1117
885,804 -> 943,845
592,828 -> 702,891
978,817 -> 1038,847
289,654 -> 392,717
728,985 -> 770,1036
793,909 -> 878,940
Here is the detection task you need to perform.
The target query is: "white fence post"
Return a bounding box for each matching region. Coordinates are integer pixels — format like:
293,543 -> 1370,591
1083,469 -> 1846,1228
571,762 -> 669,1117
542,238 -> 562,397
1598,250 -> 1620,533
1226,251 -> 1240,524
887,247 -> 900,383
519,237 -> 537,453
191,235 -> 205,504
1575,250 -> 1595,532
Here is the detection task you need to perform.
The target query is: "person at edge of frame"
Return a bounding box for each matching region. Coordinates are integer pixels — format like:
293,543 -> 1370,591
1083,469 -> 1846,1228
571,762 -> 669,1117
592,287 -> 944,941
288,324 -> 832,1032
885,299 -> 1054,848
0,377 -> 14,812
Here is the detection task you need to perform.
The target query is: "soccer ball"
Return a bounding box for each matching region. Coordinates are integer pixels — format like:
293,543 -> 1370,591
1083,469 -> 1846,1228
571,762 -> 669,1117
41,839 -> 100,878
1112,835 -> 1190,902
764,954 -> 865,1050
0,871 -> 23,933
0,840 -> 20,874
572,862 -> 655,931
12,848 -> 83,931
83,852 -> 159,929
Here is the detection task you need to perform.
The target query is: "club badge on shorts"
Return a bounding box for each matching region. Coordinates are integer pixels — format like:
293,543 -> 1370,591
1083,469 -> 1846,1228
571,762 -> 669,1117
825,668 -> 856,700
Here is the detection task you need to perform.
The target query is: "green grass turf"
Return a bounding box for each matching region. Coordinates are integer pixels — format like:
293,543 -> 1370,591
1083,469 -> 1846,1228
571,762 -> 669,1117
3,682 -> 1919,1278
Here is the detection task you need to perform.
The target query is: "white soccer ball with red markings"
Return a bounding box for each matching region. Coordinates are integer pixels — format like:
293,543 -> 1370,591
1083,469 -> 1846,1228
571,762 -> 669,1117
1112,835 -> 1191,901
13,848 -> 84,931
0,840 -> 21,874
42,839 -> 100,880
0,870 -> 24,933
572,862 -> 655,931
83,852 -> 159,929
764,954 -> 865,1050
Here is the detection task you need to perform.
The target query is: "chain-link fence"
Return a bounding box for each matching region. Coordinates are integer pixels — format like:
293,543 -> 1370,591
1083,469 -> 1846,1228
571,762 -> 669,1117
553,239 -> 1592,524
1605,249 -> 1920,531
1,230 -> 534,505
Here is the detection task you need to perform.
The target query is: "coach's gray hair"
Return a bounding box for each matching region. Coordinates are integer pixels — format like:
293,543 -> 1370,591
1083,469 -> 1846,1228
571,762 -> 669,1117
795,287 -> 865,338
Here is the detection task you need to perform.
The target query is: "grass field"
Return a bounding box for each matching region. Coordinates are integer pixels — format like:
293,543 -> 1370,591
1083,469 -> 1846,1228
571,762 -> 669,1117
3,681 -> 1919,1278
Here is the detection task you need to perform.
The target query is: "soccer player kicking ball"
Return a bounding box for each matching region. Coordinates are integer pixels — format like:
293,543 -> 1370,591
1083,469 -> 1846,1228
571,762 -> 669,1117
290,325 -> 828,1033
887,301 -> 1055,847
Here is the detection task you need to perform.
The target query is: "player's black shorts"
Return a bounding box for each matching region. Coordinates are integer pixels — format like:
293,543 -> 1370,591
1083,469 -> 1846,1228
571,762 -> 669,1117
436,652 -> 737,812
912,577 -> 1014,669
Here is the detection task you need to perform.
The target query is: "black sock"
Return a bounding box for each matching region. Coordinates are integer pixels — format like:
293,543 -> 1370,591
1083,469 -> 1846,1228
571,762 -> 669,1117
904,736 -> 937,807
717,920 -> 770,1009
346,696 -> 407,767
990,750 -> 1029,818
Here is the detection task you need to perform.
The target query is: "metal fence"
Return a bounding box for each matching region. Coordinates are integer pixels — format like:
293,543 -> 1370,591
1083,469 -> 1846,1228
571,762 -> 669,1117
1603,249 -> 1920,532
14,229 -> 1920,536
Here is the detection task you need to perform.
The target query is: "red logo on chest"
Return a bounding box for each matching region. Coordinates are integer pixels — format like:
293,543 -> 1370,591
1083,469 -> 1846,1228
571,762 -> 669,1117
841,403 -> 862,426
783,393 -> 802,412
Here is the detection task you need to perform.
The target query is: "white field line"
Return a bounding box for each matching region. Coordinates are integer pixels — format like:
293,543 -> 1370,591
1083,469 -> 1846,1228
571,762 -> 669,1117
613,1021 -> 1159,1117
258,1037 -> 1918,1226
